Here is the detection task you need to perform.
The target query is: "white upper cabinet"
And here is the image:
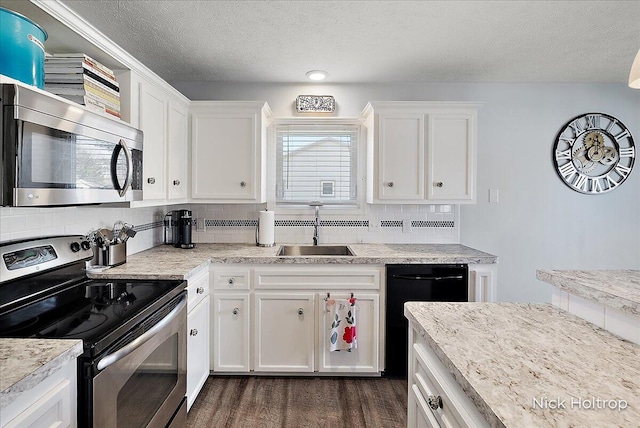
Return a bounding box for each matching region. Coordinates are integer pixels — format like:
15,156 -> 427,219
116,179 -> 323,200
363,101 -> 480,204
119,72 -> 190,204
167,100 -> 189,201
190,102 -> 271,203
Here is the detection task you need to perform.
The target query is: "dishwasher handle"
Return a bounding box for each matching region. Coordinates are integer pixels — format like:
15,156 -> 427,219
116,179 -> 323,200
391,274 -> 465,281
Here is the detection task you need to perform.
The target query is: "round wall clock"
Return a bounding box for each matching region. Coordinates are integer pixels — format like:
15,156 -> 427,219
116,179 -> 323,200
553,113 -> 635,194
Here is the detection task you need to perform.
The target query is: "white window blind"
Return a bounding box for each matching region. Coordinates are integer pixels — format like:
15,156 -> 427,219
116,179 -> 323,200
276,123 -> 359,205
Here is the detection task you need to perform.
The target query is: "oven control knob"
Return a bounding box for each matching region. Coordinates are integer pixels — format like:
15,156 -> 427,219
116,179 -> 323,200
81,241 -> 91,251
70,242 -> 81,252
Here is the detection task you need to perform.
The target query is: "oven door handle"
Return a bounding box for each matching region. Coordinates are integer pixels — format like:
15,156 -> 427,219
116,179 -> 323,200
96,297 -> 186,371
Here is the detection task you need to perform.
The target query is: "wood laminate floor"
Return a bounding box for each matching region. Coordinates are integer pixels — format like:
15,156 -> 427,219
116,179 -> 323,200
187,376 -> 407,428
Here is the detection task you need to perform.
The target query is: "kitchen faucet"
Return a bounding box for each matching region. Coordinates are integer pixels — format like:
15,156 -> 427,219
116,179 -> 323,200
309,202 -> 323,245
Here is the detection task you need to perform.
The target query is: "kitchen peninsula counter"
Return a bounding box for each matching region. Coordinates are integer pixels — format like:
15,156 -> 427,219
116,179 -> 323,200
87,243 -> 497,280
536,269 -> 640,316
404,302 -> 640,428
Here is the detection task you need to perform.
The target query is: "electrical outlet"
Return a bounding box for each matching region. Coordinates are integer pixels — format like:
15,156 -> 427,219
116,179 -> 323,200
368,220 -> 380,232
402,219 -> 412,233
196,218 -> 205,231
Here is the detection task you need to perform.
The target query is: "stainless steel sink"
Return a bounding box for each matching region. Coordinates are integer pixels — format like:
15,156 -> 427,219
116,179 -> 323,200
277,245 -> 355,256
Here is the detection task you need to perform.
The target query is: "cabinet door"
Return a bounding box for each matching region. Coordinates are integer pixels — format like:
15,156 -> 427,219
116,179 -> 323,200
139,81 -> 167,200
378,114 -> 425,201
187,296 -> 210,411
167,100 -> 188,200
318,293 -> 379,373
191,113 -> 257,200
426,114 -> 475,202
212,293 -> 250,372
254,293 -> 315,372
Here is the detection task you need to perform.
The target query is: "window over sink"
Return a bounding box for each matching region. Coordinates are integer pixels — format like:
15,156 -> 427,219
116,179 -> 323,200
275,122 -> 360,206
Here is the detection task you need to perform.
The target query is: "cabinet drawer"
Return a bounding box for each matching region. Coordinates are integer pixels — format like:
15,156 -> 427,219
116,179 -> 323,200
212,268 -> 250,290
187,269 -> 210,311
411,335 -> 488,428
254,266 -> 381,290
4,379 -> 72,428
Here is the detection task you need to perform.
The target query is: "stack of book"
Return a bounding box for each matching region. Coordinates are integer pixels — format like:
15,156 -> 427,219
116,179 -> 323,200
44,53 -> 121,119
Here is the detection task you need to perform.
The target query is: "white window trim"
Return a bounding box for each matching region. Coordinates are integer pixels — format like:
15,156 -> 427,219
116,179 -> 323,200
267,117 -> 368,216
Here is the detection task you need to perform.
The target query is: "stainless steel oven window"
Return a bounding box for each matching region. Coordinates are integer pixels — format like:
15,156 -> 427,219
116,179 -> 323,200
93,296 -> 186,428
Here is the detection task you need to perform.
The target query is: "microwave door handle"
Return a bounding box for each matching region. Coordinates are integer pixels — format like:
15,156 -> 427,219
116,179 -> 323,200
96,297 -> 186,371
110,139 -> 133,197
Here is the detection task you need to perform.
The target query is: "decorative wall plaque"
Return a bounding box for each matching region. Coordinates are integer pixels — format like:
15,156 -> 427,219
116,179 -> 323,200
295,95 -> 336,113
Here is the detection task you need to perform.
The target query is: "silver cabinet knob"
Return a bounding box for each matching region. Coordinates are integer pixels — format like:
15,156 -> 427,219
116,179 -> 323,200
190,329 -> 198,336
147,177 -> 156,184
232,307 -> 239,315
228,277 -> 235,285
297,308 -> 304,315
173,179 -> 181,186
196,287 -> 205,294
240,181 -> 246,187
427,395 -> 443,410
386,181 -> 394,188
435,182 -> 444,188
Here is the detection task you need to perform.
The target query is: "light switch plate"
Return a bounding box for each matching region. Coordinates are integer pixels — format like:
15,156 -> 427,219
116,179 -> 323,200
368,220 -> 380,232
196,218 -> 205,231
489,189 -> 499,203
402,219 -> 412,233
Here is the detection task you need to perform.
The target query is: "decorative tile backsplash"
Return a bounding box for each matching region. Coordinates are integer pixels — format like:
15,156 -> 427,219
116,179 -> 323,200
0,202 -> 459,254
191,203 -> 459,244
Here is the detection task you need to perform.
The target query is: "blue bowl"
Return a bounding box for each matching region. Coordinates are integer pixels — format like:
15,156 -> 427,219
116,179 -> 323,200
0,7 -> 48,88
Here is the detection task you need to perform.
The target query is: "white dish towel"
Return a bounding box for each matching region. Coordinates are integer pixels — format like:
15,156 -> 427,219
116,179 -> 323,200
326,297 -> 357,352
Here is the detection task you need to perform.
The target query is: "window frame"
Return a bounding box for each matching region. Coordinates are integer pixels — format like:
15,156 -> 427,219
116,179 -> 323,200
268,118 -> 366,215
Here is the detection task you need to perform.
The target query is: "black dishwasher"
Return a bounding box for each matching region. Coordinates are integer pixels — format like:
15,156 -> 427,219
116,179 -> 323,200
385,264 -> 468,377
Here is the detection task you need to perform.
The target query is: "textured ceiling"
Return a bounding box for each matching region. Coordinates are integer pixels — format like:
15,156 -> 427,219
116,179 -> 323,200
60,0 -> 640,84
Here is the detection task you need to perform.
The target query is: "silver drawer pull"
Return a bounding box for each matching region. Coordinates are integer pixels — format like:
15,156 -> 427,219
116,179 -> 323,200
228,278 -> 235,285
427,395 -> 443,410
190,329 -> 198,336
173,179 -> 181,186
232,307 -> 239,315
387,181 -> 394,187
435,182 -> 443,188
240,181 -> 246,187
147,177 -> 156,184
196,287 -> 205,294
297,308 -> 304,316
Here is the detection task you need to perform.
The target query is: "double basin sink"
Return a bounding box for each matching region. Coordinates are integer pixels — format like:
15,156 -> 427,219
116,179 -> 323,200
277,245 -> 355,256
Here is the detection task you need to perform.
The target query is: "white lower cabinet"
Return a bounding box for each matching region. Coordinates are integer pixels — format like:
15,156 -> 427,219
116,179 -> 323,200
408,327 -> 488,428
2,359 -> 76,428
186,269 -> 210,411
318,293 -> 379,373
212,293 -> 250,371
254,293 -> 315,372
210,265 -> 383,375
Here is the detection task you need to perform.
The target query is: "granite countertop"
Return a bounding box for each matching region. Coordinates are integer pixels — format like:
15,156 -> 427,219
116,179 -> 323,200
0,339 -> 83,411
88,243 -> 497,280
404,302 -> 640,428
536,269 -> 640,317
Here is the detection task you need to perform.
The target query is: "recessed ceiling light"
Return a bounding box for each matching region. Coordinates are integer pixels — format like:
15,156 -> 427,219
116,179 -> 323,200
306,70 -> 328,81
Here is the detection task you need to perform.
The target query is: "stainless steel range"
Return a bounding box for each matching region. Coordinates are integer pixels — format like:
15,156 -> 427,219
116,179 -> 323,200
0,235 -> 187,427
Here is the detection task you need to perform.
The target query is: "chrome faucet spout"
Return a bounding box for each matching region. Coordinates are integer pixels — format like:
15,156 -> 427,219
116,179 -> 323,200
309,202 -> 322,246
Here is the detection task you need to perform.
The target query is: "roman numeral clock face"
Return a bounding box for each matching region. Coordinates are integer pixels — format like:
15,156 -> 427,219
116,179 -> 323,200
553,113 -> 635,194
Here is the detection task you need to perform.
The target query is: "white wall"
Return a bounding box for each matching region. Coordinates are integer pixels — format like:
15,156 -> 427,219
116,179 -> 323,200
174,81 -> 640,303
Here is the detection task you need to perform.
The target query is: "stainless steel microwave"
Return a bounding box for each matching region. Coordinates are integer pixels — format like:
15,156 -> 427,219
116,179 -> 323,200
1,83 -> 143,207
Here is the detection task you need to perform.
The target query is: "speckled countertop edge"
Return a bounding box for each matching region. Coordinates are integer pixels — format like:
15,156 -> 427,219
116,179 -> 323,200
87,243 -> 497,280
0,339 -> 83,410
536,269 -> 640,316
404,302 -> 640,428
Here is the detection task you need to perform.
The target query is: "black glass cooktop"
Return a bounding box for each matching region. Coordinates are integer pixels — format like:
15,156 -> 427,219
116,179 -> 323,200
0,275 -> 184,356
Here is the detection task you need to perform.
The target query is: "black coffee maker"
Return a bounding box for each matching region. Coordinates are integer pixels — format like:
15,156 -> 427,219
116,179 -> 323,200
164,210 -> 195,249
